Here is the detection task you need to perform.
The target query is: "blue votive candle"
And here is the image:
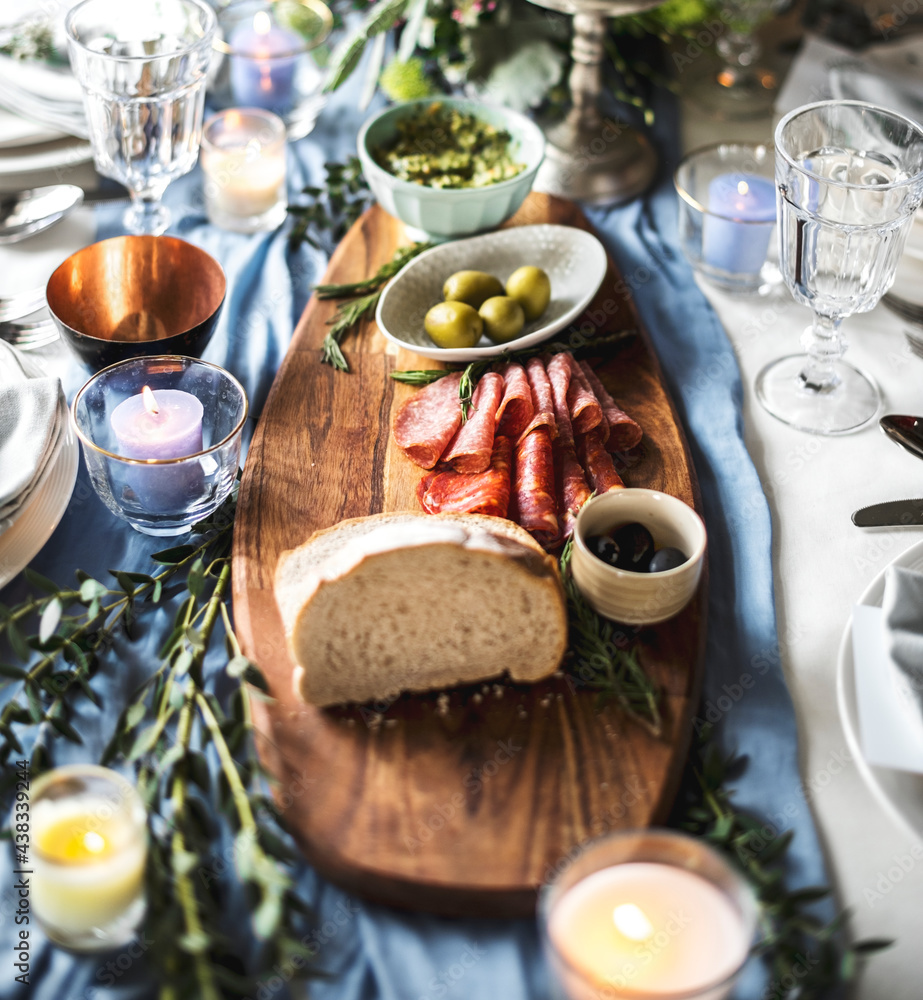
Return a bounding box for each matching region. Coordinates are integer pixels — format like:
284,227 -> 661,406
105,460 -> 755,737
229,11 -> 300,112
702,173 -> 776,277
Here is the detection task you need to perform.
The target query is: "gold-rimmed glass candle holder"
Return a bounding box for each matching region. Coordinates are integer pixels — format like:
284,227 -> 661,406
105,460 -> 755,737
72,356 -> 248,536
29,765 -> 147,952
540,829 -> 757,1000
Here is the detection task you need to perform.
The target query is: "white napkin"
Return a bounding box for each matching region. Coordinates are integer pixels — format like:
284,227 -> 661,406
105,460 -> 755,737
0,339 -> 66,529
882,565 -> 923,721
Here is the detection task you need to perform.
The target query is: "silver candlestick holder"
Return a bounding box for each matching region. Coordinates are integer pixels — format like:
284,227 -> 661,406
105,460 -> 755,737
528,0 -> 664,204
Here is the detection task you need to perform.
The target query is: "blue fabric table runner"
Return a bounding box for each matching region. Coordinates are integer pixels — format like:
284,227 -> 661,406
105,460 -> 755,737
0,84 -> 834,1000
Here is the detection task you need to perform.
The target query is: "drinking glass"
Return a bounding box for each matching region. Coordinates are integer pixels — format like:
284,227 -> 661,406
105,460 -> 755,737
65,0 -> 217,236
757,100 -> 923,435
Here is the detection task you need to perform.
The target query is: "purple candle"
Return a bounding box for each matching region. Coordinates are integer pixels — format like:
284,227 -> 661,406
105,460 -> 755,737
702,172 -> 776,277
110,387 -> 204,512
229,11 -> 300,112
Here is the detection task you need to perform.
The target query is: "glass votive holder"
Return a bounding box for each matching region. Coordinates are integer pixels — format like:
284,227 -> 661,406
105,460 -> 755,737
210,0 -> 333,140
72,356 -> 248,536
29,765 -> 147,952
675,143 -> 780,294
540,829 -> 758,1000
201,108 -> 288,233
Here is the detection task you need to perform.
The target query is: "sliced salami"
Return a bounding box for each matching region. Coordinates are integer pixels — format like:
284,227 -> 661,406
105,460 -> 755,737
565,354 -> 604,437
546,353 -> 575,449
442,371 -> 504,474
554,438 -> 592,541
578,360 -> 642,451
418,435 -> 512,518
579,427 -> 625,494
511,426 -> 558,543
517,356 -> 556,442
392,372 -> 463,469
496,362 -> 534,440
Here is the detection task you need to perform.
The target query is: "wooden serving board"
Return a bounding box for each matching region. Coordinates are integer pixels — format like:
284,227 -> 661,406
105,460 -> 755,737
232,193 -> 706,917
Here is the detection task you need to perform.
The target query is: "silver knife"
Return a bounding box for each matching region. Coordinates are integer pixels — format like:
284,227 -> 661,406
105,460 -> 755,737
852,499 -> 923,527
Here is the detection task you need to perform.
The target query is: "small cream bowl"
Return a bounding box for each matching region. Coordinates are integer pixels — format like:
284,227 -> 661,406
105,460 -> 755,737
572,489 -> 707,625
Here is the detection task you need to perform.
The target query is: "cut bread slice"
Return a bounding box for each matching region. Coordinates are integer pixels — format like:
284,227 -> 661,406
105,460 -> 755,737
274,512 -> 568,707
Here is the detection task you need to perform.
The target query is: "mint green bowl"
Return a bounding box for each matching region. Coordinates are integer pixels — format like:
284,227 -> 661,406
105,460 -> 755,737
357,98 -> 545,241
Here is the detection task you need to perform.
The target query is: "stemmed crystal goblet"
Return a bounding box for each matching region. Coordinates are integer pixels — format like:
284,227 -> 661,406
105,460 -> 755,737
756,100 -> 923,435
65,0 -> 217,236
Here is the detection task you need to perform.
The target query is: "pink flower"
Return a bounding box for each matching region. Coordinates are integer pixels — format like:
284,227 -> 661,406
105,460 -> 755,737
451,8 -> 464,20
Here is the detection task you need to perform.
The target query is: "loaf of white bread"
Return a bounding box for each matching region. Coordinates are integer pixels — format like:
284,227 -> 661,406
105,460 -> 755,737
274,512 -> 568,706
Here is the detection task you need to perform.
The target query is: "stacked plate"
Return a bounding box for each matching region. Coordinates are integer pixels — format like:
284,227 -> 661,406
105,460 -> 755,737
0,3 -> 91,178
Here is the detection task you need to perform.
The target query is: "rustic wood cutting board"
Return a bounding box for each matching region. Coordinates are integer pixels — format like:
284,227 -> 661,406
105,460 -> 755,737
232,192 -> 706,917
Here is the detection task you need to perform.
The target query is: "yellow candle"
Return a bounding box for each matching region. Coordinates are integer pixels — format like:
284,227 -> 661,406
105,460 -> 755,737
31,765 -> 147,950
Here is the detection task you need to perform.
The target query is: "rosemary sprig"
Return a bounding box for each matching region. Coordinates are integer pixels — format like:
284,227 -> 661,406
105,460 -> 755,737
391,328 -> 637,417
318,242 -> 433,371
675,735 -> 893,998
558,538 -> 662,736
0,489 -> 317,999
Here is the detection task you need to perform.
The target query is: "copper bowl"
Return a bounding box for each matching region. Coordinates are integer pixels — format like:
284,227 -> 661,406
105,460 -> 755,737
46,235 -> 226,371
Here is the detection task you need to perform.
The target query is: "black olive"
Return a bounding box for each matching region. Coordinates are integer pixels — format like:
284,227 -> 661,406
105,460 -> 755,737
648,547 -> 688,573
588,534 -> 620,566
610,522 -> 655,572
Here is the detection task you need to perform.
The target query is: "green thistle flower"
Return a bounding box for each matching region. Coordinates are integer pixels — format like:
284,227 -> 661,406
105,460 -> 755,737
379,57 -> 437,101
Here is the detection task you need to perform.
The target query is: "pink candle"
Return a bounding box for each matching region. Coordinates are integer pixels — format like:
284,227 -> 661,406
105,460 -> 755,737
547,862 -> 749,998
110,387 -> 204,512
110,387 -> 203,460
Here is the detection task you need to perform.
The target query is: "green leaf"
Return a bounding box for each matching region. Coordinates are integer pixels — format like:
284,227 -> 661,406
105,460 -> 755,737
227,655 -> 252,678
851,937 -> 894,954
7,620 -> 29,662
151,579 -> 163,603
151,544 -> 195,565
252,889 -> 284,940
128,723 -> 161,761
39,597 -> 62,644
187,558 -> 206,599
26,682 -> 43,723
49,716 -> 82,744
324,32 -> 367,92
115,571 -> 138,596
126,701 -> 147,729
0,723 -> 23,754
178,930 -> 211,955
24,567 -> 60,593
0,663 -> 28,680
79,578 -> 108,603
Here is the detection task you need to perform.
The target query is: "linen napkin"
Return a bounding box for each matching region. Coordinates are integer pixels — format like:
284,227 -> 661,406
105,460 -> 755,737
882,564 -> 923,723
0,339 -> 67,529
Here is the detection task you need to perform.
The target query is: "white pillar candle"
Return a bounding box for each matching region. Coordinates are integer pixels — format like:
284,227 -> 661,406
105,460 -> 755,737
542,832 -> 756,1000
201,108 -> 287,232
31,765 -> 147,951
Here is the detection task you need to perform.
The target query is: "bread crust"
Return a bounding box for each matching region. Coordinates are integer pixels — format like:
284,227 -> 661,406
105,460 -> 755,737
274,512 -> 568,706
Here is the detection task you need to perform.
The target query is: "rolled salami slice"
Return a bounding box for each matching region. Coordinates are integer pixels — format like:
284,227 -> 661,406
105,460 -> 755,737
517,356 -> 557,442
579,427 -> 625,494
418,435 -> 512,518
578,359 -> 642,451
496,362 -> 534,440
443,371 -> 504,474
510,426 -> 558,543
566,354 -> 604,437
554,438 -> 592,542
392,372 -> 463,470
546,353 -> 575,449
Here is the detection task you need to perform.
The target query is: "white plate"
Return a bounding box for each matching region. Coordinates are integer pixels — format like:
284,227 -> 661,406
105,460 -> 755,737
375,224 -> 609,362
0,134 -> 92,176
836,538 -> 923,838
0,354 -> 79,589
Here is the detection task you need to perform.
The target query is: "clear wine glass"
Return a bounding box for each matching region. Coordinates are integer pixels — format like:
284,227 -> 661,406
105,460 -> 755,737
756,100 -> 923,435
65,0 -> 217,236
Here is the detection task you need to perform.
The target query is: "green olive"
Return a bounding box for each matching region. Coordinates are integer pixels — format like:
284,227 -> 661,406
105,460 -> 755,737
505,266 -> 551,321
442,270 -> 504,309
479,296 -> 525,345
424,300 -> 484,349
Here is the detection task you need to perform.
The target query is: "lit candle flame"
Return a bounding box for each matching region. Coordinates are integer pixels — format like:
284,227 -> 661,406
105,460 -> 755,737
253,10 -> 272,34
142,385 -> 159,417
613,903 -> 654,942
82,831 -> 106,854
737,180 -> 750,196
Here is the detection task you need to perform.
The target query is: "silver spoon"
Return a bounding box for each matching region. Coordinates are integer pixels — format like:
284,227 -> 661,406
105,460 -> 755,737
0,184 -> 84,245
880,414 -> 923,461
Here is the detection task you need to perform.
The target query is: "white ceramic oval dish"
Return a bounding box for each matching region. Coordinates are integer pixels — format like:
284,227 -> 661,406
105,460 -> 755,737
571,489 -> 707,625
375,224 -> 609,362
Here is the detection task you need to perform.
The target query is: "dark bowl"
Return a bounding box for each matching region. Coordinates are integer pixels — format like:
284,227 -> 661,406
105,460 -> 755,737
46,235 -> 226,372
